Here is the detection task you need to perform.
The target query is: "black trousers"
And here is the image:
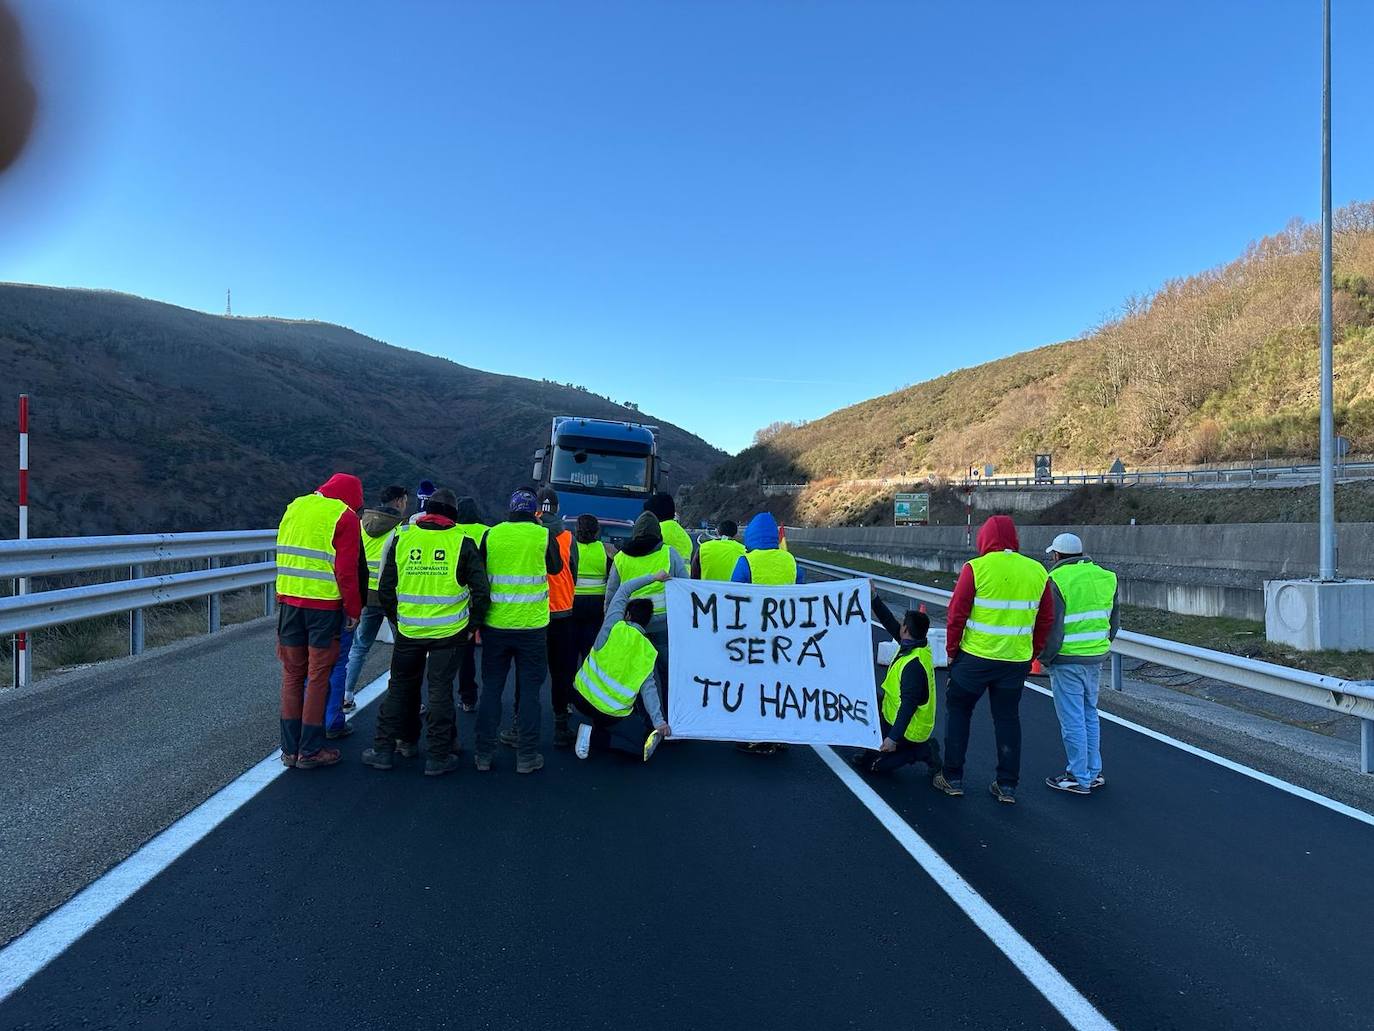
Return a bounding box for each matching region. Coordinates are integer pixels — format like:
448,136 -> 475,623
459,640 -> 479,708
572,693 -> 651,757
375,632 -> 467,758
942,653 -> 1030,787
571,597 -> 604,667
855,719 -> 939,773
477,626 -> 548,758
547,617 -> 579,716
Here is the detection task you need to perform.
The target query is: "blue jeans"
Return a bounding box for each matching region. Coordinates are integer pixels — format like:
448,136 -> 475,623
342,606 -> 387,699
1049,662 -> 1103,788
325,625 -> 355,733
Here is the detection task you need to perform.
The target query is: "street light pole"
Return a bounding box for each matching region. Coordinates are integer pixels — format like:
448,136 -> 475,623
1318,0 -> 1337,581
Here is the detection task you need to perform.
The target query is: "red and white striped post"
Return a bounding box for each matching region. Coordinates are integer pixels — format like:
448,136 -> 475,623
14,394 -> 30,688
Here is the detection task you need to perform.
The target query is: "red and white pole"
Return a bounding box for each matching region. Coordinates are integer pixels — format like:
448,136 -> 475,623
15,394 -> 29,688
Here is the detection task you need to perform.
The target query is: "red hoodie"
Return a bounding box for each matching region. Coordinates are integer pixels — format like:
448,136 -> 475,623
277,473 -> 364,620
944,514 -> 1054,662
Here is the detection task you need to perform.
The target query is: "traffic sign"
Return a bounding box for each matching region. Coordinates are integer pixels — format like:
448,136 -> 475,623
894,492 -> 929,526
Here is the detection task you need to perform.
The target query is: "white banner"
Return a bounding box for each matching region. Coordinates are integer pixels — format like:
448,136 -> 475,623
664,578 -> 881,749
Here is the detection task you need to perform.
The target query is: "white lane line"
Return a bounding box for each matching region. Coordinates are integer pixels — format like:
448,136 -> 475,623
0,672 -> 391,1005
814,744 -> 1117,1031
1021,681 -> 1374,828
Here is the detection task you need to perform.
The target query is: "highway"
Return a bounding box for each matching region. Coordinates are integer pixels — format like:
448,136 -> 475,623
2,611 -> 1373,1030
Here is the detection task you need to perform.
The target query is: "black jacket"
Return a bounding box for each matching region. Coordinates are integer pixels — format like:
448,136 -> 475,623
378,516 -> 491,635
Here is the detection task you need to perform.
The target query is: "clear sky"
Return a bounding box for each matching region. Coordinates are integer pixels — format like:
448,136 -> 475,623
4,1 -> 1372,454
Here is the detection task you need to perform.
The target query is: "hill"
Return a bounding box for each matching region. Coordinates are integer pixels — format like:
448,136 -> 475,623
715,203 -> 1374,486
0,285 -> 725,537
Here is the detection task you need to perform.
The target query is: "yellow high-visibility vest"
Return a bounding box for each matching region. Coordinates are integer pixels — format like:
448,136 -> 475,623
745,548 -> 797,586
1050,561 -> 1117,658
276,493 -> 347,602
575,620 -> 658,717
660,519 -> 694,569
613,547 -> 672,615
697,538 -> 745,581
961,551 -> 1048,662
484,521 -> 551,629
392,524 -> 470,639
575,540 -> 609,597
362,527 -> 394,593
881,647 -> 936,742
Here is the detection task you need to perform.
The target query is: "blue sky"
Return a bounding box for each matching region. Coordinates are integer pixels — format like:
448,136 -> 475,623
4,1 -> 1372,454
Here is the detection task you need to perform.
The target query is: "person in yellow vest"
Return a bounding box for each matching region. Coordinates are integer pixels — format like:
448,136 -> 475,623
731,512 -> 803,756
934,515 -> 1054,804
274,472 -> 365,771
692,520 -> 745,581
571,513 -> 610,667
474,488 -> 565,773
542,488 -> 580,748
1040,533 -> 1119,795
604,511 -> 688,712
361,489 -> 489,776
851,593 -> 941,775
645,492 -> 694,571
572,571 -> 672,761
452,496 -> 490,713
339,485 -> 409,713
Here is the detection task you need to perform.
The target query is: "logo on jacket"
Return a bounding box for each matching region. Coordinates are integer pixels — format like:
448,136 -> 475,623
408,547 -> 422,561
434,549 -> 446,562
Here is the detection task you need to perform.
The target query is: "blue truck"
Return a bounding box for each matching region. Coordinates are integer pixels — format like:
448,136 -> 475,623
532,416 -> 671,546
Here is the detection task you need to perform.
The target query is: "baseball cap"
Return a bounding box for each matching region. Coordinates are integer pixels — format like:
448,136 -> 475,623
1046,532 -> 1083,555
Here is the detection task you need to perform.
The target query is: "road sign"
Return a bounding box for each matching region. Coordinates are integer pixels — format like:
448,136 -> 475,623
894,492 -> 929,526
1034,453 -> 1053,483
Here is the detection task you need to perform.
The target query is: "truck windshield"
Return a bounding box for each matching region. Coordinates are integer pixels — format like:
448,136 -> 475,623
550,445 -> 651,494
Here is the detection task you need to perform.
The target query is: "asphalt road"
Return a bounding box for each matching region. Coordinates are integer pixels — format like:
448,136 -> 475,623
3,655 -> 1373,1030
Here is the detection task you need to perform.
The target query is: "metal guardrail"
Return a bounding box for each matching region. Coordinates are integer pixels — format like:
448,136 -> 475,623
2,531 -> 278,676
975,460 -> 1374,488
796,556 -> 1374,773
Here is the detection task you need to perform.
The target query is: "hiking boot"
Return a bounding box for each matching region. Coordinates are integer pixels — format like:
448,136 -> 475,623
474,752 -> 493,772
553,714 -> 574,749
516,752 -> 545,774
325,723 -> 354,740
989,781 -> 1017,804
1090,773 -> 1106,789
361,748 -> 394,771
499,725 -> 519,747
932,772 -> 964,797
425,753 -> 461,777
1045,772 -> 1090,795
280,752 -> 298,769
295,747 -> 341,770
574,722 -> 592,760
395,740 -> 419,759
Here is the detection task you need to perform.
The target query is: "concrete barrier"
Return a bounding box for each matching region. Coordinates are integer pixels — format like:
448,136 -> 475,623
785,522 -> 1374,622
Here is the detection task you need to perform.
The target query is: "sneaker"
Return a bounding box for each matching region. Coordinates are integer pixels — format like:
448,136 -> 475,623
280,752 -> 297,769
498,725 -> 519,747
474,752 -> 493,772
643,729 -> 663,763
1090,773 -> 1106,789
1045,772 -> 1091,795
325,723 -> 354,740
425,753 -> 461,777
989,781 -> 1017,804
516,752 -> 545,774
295,747 -> 341,770
574,722 -> 592,760
361,747 -> 395,771
461,700 -> 477,713
342,693 -> 356,713
932,772 -> 964,796
395,740 -> 419,759
553,715 -> 574,749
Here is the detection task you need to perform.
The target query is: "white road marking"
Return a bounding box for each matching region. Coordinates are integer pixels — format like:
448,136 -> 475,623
1023,680 -> 1374,828
814,744 -> 1117,1031
0,672 -> 391,1004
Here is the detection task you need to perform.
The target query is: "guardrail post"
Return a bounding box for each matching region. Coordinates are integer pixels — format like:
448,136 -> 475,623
207,556 -> 221,634
129,564 -> 144,655
1111,651 -> 1123,692
262,551 -> 275,617
1361,719 -> 1374,775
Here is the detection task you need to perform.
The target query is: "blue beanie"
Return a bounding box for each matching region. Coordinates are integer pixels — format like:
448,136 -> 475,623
417,480 -> 436,511
509,488 -> 538,514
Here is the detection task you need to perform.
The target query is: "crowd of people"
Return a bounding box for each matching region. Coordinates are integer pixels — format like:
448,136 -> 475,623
273,477 -> 1119,799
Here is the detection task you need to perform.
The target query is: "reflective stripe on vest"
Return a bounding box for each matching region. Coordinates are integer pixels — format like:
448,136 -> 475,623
485,521 -> 551,629
881,646 -> 937,743
575,621 -> 658,717
361,527 -> 395,593
574,540 -> 609,596
1050,561 -> 1117,657
961,551 -> 1049,662
613,547 -> 672,614
660,519 -> 694,568
275,493 -> 348,602
697,538 -> 746,582
745,548 -> 797,586
549,530 -> 574,613
393,524 -> 470,639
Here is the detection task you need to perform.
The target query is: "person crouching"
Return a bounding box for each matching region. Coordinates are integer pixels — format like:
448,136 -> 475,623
853,594 -> 941,776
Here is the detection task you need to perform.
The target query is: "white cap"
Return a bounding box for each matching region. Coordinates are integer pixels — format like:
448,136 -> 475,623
1046,532 -> 1083,555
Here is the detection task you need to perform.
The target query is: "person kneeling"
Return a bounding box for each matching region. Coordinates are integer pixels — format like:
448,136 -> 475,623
854,597 -> 940,775
572,571 -> 672,762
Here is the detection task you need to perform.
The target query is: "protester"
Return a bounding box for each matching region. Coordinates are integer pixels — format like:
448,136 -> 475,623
934,515 -> 1053,804
731,511 -> 803,756
274,473 -> 363,770
337,485 -> 408,717
852,591 -> 940,775
539,488 -> 579,748
572,571 -> 672,761
571,513 -> 609,666
693,519 -> 745,580
645,492 -> 694,570
452,496 -> 490,712
1040,532 -> 1119,794
475,488 -> 564,773
605,511 -> 687,712
361,489 -> 490,775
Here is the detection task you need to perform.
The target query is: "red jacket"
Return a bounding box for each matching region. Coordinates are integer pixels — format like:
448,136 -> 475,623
945,514 -> 1054,662
277,473 -> 365,620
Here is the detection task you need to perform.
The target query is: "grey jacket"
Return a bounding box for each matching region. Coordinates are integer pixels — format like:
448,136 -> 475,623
596,572 -> 666,725
1039,556 -> 1120,666
603,549 -> 689,637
